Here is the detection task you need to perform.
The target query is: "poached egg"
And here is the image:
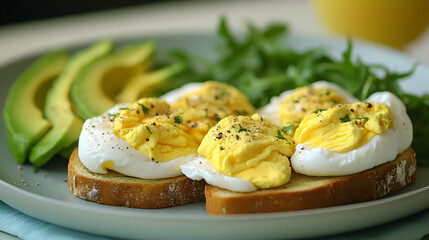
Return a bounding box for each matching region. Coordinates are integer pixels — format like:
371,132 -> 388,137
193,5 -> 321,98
181,114 -> 294,192
291,91 -> 413,176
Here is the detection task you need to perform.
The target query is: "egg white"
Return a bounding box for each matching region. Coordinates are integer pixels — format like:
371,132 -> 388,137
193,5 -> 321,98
181,156 -> 257,192
291,92 -> 413,176
78,104 -> 196,179
258,81 -> 358,126
160,82 -> 203,104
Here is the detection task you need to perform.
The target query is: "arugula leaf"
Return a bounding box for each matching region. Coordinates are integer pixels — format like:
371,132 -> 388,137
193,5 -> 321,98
218,17 -> 238,49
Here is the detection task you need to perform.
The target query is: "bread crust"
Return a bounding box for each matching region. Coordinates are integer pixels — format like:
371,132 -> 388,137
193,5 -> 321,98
68,149 -> 205,209
205,147 -> 417,215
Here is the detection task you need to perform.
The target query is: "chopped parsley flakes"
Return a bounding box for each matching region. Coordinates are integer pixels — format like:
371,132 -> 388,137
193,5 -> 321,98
312,109 -> 327,114
174,115 -> 183,124
108,113 -> 119,118
340,114 -> 351,123
276,130 -> 291,144
138,103 -> 150,115
238,124 -> 251,133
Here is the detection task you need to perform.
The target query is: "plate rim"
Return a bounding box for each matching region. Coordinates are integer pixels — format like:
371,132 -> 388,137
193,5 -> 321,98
1,178 -> 428,239
1,177 -> 428,220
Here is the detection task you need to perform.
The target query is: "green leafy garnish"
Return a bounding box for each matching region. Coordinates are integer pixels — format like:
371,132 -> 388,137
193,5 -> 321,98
281,121 -> 299,134
312,109 -> 327,114
238,124 -> 251,133
220,146 -> 224,150
174,116 -> 183,124
357,117 -> 369,121
119,107 -> 130,111
108,113 -> 119,118
145,126 -> 152,134
215,88 -> 226,99
340,114 -> 351,123
138,103 -> 150,115
276,130 -> 291,144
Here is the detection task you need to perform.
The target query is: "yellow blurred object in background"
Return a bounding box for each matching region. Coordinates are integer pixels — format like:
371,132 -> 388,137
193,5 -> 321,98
312,0 -> 429,48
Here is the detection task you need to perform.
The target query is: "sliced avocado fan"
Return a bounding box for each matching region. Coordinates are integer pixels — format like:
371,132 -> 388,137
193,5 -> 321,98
29,40 -> 113,167
3,50 -> 68,164
71,41 -> 155,120
115,62 -> 185,103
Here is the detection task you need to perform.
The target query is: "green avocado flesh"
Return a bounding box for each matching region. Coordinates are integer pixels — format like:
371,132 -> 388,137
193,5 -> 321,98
29,40 -> 113,167
71,41 -> 155,120
115,62 -> 185,103
3,50 -> 69,164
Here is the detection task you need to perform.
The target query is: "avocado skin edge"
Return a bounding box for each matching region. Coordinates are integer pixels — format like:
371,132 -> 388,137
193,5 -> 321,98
3,50 -> 68,164
29,40 -> 114,167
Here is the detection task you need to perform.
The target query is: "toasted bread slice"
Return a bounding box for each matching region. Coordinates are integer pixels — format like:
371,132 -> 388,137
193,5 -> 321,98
68,149 -> 205,208
205,147 -> 417,215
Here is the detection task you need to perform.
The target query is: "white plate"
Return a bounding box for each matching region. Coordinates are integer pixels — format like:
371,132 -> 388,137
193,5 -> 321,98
0,34 -> 428,240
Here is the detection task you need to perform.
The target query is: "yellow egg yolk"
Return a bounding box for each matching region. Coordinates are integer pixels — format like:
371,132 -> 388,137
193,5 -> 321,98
198,114 -> 293,189
171,81 -> 255,143
113,98 -> 199,162
294,102 -> 394,153
279,86 -> 347,125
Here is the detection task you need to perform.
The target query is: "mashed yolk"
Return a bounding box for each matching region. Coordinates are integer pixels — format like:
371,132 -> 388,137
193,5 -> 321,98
198,114 -> 293,189
171,81 -> 255,143
294,102 -> 394,153
279,86 -> 347,125
113,98 -> 198,162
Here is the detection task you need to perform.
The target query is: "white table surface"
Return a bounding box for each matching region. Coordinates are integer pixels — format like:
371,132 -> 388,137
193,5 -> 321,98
0,0 -> 428,239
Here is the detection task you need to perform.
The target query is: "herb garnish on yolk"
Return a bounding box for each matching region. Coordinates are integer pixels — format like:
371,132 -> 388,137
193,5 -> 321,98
198,114 -> 293,189
279,86 -> 347,125
294,102 -> 394,153
113,98 -> 198,162
137,103 -> 150,115
170,81 -> 255,143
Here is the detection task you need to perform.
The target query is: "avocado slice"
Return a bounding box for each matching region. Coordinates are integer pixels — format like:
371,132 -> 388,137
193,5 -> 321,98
3,50 -> 68,164
29,40 -> 113,167
115,63 -> 185,103
71,41 -> 155,120
58,142 -> 78,159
